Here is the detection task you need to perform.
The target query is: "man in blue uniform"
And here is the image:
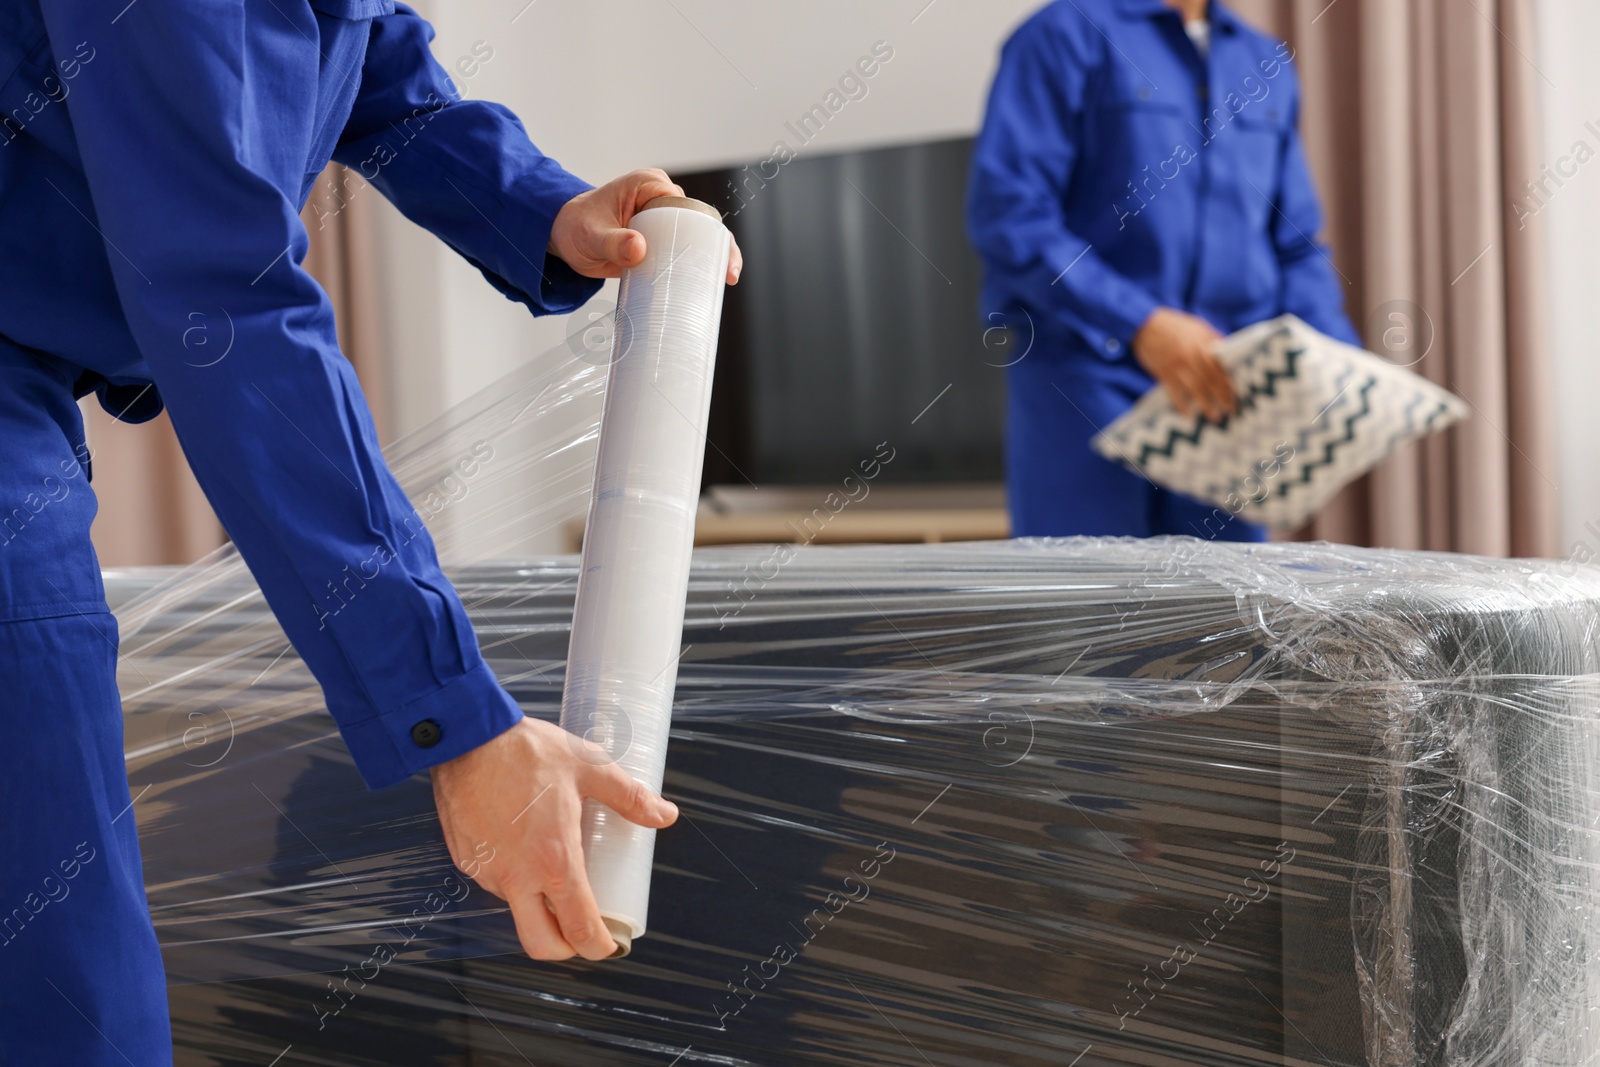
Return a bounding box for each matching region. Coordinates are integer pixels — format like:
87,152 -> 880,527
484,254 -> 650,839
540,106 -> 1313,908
0,1 -> 739,1061
968,0 -> 1358,539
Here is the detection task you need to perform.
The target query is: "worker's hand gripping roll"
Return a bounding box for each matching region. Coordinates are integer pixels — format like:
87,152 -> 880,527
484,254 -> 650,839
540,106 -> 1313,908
559,196 -> 732,957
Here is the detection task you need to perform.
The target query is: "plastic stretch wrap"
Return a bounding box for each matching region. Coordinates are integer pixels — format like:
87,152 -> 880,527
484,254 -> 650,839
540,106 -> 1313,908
114,336 -> 1600,1066
562,197 -> 731,954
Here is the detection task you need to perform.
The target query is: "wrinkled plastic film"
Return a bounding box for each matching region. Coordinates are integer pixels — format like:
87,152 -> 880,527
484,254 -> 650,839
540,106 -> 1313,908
561,198 -> 731,953
110,335 -> 1600,1066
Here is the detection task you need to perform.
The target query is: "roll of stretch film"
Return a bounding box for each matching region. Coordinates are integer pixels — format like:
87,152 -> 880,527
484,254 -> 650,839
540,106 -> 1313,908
559,196 -> 732,957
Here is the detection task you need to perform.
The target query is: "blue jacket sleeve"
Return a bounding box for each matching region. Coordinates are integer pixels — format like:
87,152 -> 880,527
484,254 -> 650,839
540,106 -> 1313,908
1271,68 -> 1360,345
967,16 -> 1160,358
41,0 -> 537,788
331,4 -> 602,316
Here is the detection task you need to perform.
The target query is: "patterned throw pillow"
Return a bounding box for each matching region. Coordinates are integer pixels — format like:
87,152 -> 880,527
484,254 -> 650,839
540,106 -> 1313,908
1090,315 -> 1468,530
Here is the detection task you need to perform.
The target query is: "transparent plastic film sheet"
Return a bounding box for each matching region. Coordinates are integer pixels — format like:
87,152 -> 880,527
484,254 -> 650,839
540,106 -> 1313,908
113,327 -> 1600,1066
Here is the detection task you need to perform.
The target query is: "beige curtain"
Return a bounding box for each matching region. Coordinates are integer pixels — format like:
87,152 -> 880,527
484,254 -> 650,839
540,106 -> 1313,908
1231,0 -> 1559,557
88,163 -> 385,567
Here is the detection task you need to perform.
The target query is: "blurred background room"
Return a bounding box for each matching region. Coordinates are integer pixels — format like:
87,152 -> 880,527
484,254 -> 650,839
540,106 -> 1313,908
86,0 -> 1600,568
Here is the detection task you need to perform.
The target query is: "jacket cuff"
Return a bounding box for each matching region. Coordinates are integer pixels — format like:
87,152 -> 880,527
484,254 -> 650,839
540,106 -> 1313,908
338,662 -> 525,790
489,164 -> 603,315
1077,288 -> 1161,362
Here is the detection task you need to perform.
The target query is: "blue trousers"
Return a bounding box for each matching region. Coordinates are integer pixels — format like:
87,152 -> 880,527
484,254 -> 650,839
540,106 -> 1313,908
0,347 -> 173,1064
1007,343 -> 1266,543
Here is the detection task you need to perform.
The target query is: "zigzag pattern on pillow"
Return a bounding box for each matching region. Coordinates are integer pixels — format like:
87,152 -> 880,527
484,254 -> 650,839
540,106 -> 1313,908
1091,316 -> 1468,530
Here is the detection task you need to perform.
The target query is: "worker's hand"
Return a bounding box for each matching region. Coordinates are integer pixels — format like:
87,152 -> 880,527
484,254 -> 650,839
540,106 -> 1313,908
550,168 -> 743,285
1131,308 -> 1236,422
431,717 -> 679,961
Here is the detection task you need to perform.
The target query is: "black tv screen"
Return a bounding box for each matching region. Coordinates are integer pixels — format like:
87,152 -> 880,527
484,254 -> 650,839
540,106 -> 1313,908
678,137 -> 1003,488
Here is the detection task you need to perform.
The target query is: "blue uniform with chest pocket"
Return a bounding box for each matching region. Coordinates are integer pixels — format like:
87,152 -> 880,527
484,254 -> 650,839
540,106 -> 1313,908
0,0 -> 601,1061
967,0 -> 1359,539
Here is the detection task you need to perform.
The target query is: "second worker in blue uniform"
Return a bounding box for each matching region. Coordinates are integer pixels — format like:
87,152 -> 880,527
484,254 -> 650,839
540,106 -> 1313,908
968,0 -> 1360,540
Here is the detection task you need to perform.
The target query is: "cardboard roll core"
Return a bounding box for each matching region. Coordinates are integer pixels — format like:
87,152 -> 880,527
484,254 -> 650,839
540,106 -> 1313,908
605,917 -> 633,959
636,194 -> 722,221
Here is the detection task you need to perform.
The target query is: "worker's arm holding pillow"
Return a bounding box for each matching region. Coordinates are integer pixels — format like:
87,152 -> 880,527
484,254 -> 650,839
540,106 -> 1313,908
968,10 -> 1359,423
968,16 -> 1231,420
40,0 -> 708,962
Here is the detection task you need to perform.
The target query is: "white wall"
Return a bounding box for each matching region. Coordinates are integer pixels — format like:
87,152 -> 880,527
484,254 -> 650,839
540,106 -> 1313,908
1533,1 -> 1600,557
376,0 -> 1041,443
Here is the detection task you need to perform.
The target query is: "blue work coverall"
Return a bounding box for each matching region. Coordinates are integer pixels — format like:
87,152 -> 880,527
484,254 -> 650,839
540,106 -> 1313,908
0,1 -> 601,1061
968,0 -> 1358,539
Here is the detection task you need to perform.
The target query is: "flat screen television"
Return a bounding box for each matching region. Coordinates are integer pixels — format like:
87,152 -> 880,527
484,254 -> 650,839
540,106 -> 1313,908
677,136 -> 1004,488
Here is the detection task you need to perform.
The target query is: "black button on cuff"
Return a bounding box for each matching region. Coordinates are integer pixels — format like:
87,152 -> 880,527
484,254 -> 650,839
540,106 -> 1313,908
410,719 -> 442,749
